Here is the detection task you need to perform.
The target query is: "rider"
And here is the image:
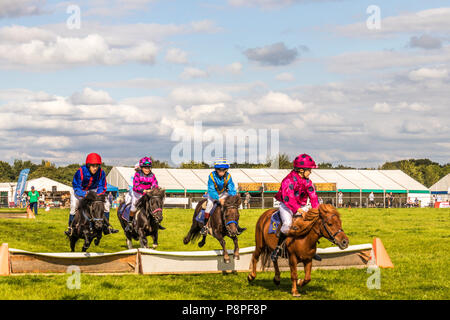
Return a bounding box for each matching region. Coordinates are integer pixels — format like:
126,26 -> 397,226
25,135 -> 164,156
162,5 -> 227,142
271,153 -> 320,262
125,157 -> 164,232
200,158 -> 246,235
65,153 -> 119,236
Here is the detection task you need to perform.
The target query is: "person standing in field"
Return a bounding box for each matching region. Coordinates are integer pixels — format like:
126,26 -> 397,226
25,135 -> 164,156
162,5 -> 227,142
28,186 -> 39,216
338,191 -> 343,208
369,192 -> 375,208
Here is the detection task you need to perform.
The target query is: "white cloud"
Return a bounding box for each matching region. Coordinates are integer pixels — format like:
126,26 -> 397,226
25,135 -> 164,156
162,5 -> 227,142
408,67 -> 449,81
165,48 -> 188,64
373,102 -> 391,113
0,0 -> 46,18
179,67 -> 209,79
70,88 -> 115,105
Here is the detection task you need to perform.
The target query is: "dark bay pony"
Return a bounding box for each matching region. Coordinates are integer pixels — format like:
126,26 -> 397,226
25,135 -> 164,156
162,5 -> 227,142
247,204 -> 349,296
183,195 -> 241,263
117,187 -> 165,249
69,191 -> 106,252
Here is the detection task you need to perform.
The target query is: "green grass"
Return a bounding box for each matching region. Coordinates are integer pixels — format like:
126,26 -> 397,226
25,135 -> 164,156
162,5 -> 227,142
0,207 -> 449,300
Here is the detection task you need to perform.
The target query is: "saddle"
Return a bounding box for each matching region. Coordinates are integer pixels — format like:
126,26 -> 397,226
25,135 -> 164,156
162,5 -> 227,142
119,203 -> 132,222
268,208 -> 319,237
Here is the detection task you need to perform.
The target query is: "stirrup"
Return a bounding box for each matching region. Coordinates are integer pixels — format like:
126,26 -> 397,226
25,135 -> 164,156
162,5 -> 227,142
200,225 -> 208,235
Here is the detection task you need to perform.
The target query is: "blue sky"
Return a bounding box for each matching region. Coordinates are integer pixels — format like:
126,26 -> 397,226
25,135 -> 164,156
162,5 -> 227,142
0,0 -> 449,167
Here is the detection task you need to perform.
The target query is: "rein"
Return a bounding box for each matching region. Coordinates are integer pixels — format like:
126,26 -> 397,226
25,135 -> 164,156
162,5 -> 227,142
314,213 -> 344,245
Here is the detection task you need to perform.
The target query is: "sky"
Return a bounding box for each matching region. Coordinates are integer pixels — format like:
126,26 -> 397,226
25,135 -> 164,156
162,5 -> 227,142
0,0 -> 449,167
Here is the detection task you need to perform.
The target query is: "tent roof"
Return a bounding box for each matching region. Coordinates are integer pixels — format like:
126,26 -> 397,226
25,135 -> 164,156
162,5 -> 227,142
106,167 -> 429,192
430,174 -> 450,192
25,177 -> 72,192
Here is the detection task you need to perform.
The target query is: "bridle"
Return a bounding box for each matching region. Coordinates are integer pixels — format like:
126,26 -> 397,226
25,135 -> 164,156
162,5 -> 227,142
145,195 -> 164,222
222,204 -> 239,236
318,213 -> 344,245
81,199 -> 105,229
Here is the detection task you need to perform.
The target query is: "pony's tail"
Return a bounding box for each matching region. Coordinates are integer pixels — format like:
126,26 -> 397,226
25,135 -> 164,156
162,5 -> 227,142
259,241 -> 288,270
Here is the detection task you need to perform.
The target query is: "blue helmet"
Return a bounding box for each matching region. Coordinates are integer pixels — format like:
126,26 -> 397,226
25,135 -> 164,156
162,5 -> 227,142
214,158 -> 230,169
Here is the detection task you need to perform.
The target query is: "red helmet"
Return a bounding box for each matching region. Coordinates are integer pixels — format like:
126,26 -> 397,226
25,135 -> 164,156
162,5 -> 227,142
293,153 -> 317,169
86,153 -> 102,165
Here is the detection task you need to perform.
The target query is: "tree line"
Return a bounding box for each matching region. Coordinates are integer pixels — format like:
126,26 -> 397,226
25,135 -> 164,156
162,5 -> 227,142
0,156 -> 448,188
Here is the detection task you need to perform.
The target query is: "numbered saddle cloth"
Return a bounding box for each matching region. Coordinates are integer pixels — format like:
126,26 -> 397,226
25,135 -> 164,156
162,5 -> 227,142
268,210 -> 281,234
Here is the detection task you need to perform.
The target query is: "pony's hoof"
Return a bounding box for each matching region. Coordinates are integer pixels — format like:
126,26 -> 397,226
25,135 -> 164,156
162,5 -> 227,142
273,278 -> 281,286
198,242 -> 205,248
152,244 -> 158,249
234,254 -> 240,260
292,291 -> 301,297
183,238 -> 189,245
247,274 -> 255,282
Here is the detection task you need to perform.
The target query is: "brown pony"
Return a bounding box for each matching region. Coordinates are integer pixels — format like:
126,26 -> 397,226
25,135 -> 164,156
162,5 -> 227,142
183,195 -> 241,263
247,204 -> 349,296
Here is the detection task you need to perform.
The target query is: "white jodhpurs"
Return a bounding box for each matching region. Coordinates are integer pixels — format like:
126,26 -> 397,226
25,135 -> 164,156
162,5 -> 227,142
279,202 -> 311,235
69,191 -> 84,216
205,192 -> 229,213
130,190 -> 143,211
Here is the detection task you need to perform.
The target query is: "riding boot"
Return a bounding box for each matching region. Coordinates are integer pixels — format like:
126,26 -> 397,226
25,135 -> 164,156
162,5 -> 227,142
158,225 -> 166,230
64,215 -> 75,237
200,213 -> 210,235
125,210 -> 136,233
271,233 -> 287,262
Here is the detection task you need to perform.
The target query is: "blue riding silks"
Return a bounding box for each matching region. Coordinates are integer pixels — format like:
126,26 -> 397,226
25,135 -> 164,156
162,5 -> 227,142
268,210 -> 281,234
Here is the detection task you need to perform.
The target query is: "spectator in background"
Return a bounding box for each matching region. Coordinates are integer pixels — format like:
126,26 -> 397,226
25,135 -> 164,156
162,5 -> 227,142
28,186 -> 39,216
414,197 -> 419,207
39,190 -> 45,208
385,193 -> 391,208
244,191 -> 251,209
108,192 -> 113,206
369,192 -> 375,208
338,191 -> 343,208
21,192 -> 27,208
318,197 -> 324,205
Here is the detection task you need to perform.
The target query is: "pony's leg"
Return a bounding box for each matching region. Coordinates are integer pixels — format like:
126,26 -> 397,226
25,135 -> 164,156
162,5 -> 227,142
298,259 -> 312,288
152,230 -> 158,249
82,235 -> 92,252
273,259 -> 281,286
126,237 -> 133,250
94,232 -> 102,246
218,237 -> 230,263
198,235 -> 206,248
183,222 -> 199,245
289,253 -> 300,297
232,236 -> 240,260
247,246 -> 262,282
69,236 -> 77,252
138,229 -> 148,249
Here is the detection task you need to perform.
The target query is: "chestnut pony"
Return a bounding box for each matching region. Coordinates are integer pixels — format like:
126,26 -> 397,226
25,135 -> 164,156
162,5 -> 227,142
247,204 -> 349,296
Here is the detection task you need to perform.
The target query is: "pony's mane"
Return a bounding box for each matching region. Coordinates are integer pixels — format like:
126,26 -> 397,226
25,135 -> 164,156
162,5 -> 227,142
224,194 -> 241,207
318,203 -> 340,218
136,188 -> 166,211
78,191 -> 97,211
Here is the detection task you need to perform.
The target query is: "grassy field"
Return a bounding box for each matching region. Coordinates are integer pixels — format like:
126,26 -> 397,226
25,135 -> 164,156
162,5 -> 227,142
0,207 -> 449,300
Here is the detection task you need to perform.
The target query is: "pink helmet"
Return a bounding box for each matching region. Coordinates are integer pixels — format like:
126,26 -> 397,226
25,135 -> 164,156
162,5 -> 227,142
293,153 -> 317,169
139,157 -> 152,168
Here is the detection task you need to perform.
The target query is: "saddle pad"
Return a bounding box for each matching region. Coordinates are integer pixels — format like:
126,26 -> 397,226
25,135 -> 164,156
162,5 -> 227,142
119,203 -> 132,221
195,209 -> 205,224
269,210 -> 281,234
